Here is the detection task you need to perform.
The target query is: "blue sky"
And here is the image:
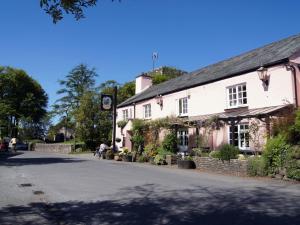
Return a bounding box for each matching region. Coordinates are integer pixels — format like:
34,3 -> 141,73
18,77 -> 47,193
1,0 -> 300,109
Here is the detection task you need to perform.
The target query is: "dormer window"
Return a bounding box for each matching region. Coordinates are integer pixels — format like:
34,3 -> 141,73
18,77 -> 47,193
227,84 -> 247,108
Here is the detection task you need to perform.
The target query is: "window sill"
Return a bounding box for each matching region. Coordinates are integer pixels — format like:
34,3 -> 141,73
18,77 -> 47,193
178,114 -> 188,118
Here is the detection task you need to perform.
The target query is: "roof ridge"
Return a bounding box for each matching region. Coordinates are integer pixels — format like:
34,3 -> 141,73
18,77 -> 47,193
118,33 -> 300,108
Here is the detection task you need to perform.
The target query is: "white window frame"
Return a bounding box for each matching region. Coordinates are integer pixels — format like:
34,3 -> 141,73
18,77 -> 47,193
228,123 -> 250,150
177,129 -> 189,152
227,83 -> 247,108
122,109 -> 128,121
143,104 -> 151,119
178,97 -> 188,116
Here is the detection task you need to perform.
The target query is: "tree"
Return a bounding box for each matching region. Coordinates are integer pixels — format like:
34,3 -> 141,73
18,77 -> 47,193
0,66 -> 48,138
75,91 -> 111,150
40,0 -> 118,23
118,81 -> 135,103
150,66 -> 187,85
53,64 -> 97,127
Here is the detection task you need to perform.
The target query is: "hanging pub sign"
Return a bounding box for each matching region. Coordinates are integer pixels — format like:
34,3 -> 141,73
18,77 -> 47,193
101,94 -> 113,111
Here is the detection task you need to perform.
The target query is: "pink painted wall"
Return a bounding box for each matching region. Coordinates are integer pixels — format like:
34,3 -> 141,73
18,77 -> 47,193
128,64 -> 294,121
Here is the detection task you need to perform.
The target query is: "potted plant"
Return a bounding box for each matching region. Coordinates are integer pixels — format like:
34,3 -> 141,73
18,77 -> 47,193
105,149 -> 115,160
121,148 -> 133,162
177,156 -> 196,169
114,153 -> 122,161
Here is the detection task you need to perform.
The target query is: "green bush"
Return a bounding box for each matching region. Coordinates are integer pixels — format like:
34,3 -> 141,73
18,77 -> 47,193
85,140 -> 98,151
286,146 -> 300,180
209,151 -> 220,159
157,146 -> 175,156
137,153 -> 149,163
247,156 -> 267,176
144,143 -> 159,158
154,154 -> 166,165
191,148 -> 202,157
161,132 -> 178,154
217,144 -> 239,161
263,135 -> 290,175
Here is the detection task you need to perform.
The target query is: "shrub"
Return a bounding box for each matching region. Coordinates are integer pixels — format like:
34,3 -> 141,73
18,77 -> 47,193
137,153 -> 149,163
217,144 -> 239,161
161,132 -> 178,154
286,146 -> 300,180
247,156 -> 267,176
85,140 -> 97,151
157,146 -> 175,156
131,134 -> 144,152
117,120 -> 127,129
237,154 -> 246,161
105,149 -> 114,160
154,154 -> 166,165
191,148 -> 202,157
209,151 -> 220,159
263,135 -> 290,175
144,143 -> 159,158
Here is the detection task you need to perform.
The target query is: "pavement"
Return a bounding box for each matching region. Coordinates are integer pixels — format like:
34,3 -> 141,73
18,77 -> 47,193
0,151 -> 299,225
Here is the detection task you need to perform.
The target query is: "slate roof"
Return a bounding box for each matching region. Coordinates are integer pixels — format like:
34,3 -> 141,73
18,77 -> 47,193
118,33 -> 300,108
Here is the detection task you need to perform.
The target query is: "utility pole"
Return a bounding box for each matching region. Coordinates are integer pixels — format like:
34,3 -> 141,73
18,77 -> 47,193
112,86 -> 118,151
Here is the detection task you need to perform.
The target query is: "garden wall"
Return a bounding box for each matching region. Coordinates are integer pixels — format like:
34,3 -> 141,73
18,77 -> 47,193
193,156 -> 248,176
34,143 -> 72,154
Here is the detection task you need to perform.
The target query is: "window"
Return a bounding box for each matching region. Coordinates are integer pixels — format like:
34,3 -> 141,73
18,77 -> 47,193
227,84 -> 247,108
122,109 -> 128,120
179,97 -> 188,116
229,124 -> 249,150
178,130 -> 189,146
143,104 -> 151,118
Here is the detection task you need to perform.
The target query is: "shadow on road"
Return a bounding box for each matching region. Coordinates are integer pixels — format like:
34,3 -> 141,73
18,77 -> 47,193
0,184 -> 299,225
0,156 -> 86,167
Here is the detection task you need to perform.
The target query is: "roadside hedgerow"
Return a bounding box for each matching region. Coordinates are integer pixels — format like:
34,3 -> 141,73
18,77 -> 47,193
247,156 -> 267,176
263,135 -> 290,175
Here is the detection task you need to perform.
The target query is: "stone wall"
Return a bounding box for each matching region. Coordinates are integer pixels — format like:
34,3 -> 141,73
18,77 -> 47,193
193,156 -> 248,176
34,143 -> 72,154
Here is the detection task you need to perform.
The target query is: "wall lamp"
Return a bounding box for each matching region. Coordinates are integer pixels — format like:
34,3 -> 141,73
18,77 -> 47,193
257,66 -> 269,87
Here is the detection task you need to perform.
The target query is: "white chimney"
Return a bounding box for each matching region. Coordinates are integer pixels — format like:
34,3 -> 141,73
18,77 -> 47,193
135,73 -> 152,94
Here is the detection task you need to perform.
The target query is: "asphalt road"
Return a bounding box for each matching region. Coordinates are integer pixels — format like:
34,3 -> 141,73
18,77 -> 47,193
0,151 -> 299,225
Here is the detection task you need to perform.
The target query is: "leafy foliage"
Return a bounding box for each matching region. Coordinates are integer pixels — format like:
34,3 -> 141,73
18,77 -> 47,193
217,144 -> 239,161
74,91 -> 111,150
40,0 -> 119,23
154,154 -> 166,165
286,146 -> 300,180
263,135 -> 290,174
247,156 -> 267,176
54,64 -> 97,117
161,132 -> 178,154
150,66 -> 187,85
0,66 -> 48,138
271,111 -> 300,145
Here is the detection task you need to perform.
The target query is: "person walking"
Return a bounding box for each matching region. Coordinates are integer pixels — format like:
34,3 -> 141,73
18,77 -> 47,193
10,137 -> 17,152
98,142 -> 108,159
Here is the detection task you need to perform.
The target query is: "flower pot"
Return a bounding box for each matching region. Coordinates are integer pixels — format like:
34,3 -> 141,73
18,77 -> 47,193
114,155 -> 122,161
177,160 -> 196,169
123,155 -> 133,162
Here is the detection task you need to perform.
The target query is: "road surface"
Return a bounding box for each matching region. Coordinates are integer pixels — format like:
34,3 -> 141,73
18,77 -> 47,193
0,151 -> 299,225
